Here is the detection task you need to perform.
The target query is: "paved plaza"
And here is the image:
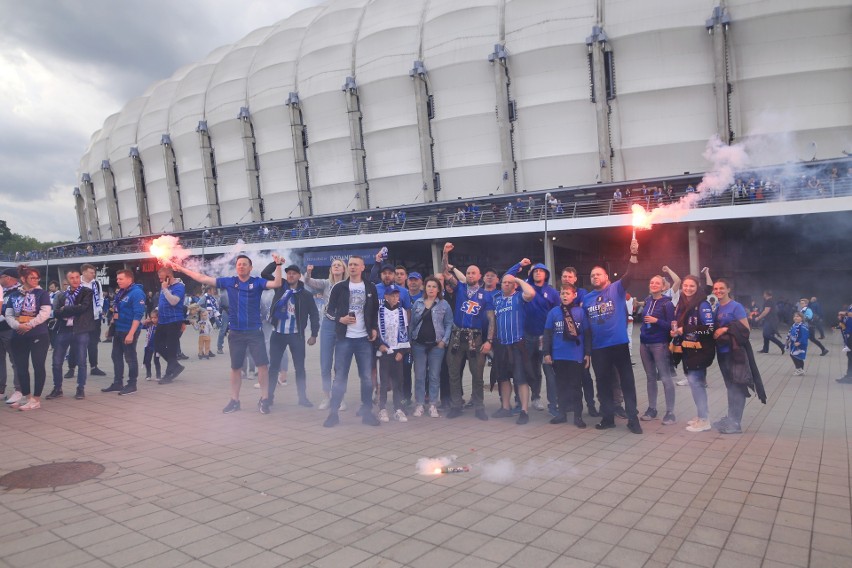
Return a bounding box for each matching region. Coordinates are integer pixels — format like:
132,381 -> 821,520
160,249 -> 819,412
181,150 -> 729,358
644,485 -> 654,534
1,331 -> 850,568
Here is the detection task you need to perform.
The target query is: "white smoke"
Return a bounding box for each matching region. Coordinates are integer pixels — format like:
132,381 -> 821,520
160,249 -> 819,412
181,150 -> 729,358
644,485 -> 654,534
479,457 -> 582,484
416,455 -> 458,475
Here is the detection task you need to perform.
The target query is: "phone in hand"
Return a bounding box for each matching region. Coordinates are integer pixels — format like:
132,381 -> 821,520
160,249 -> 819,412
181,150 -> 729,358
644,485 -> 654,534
348,311 -> 356,319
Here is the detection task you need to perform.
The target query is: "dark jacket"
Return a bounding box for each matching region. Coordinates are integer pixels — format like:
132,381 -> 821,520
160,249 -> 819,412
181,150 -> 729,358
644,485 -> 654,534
326,278 -> 379,339
53,286 -> 95,335
716,319 -> 767,403
506,261 -> 560,336
673,300 -> 715,371
269,281 -> 320,338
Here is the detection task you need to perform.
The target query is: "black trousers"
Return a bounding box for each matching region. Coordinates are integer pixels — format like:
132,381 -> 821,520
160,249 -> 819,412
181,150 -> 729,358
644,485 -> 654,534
111,330 -> 141,385
12,333 -> 49,397
154,321 -> 182,377
553,359 -> 584,417
591,343 -> 638,421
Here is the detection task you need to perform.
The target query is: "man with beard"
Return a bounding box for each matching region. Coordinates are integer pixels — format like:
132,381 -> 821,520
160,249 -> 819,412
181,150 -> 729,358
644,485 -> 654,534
48,269 -> 93,400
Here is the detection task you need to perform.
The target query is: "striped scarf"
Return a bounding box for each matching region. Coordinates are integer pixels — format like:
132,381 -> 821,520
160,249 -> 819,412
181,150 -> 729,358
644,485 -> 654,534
378,303 -> 409,349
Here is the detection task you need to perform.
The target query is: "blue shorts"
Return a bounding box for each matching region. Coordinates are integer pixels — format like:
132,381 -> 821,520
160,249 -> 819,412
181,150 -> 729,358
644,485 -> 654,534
228,329 -> 269,369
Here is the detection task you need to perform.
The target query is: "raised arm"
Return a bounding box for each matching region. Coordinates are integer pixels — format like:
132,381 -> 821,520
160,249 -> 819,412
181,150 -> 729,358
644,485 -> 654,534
169,261 -> 216,288
662,265 -> 681,291
442,242 -> 463,286
515,276 -> 536,302
619,239 -> 640,287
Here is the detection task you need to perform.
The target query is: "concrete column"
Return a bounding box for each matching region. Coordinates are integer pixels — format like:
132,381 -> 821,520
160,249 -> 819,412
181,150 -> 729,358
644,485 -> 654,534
411,62 -> 437,203
99,161 -> 122,238
286,93 -> 312,217
591,42 -> 611,183
708,4 -> 732,143
688,226 -> 700,276
490,45 -> 516,194
543,233 -> 555,286
129,149 -> 151,235
80,175 -> 101,241
343,79 -> 369,210
73,187 -> 88,241
238,110 -> 263,223
197,124 -> 221,227
431,242 -> 443,279
161,135 -> 184,231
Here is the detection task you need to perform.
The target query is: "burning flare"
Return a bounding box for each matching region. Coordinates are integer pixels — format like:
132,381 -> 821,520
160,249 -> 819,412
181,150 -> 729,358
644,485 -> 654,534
416,455 -> 458,475
148,235 -> 190,264
631,204 -> 652,231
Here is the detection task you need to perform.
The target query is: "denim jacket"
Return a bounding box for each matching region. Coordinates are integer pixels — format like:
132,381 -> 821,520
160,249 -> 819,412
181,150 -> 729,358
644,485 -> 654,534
410,298 -> 453,344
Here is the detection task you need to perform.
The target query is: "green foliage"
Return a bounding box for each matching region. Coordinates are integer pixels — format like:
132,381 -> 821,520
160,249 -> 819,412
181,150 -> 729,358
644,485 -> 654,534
0,219 -> 69,255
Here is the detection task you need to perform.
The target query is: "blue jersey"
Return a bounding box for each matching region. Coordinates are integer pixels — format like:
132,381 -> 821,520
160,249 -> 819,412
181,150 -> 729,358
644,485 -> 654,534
544,305 -> 588,363
271,289 -> 297,335
376,282 -> 411,310
582,280 -> 629,349
715,300 -> 747,353
787,322 -> 809,360
451,282 -> 494,330
158,281 -> 186,324
493,290 -> 526,345
216,276 -> 269,331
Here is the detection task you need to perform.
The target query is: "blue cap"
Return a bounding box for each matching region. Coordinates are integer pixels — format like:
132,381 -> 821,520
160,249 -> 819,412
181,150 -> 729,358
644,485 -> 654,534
380,263 -> 395,272
384,284 -> 401,294
407,272 -> 422,280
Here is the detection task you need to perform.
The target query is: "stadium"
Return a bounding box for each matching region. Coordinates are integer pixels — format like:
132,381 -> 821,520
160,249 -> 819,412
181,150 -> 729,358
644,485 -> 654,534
14,0 -> 852,300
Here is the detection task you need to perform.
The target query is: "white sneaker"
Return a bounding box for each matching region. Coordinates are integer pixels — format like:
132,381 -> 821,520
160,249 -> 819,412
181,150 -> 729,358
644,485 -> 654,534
676,378 -> 688,386
686,419 -> 711,432
339,400 -> 348,411
394,409 -> 408,422
253,382 -> 260,389
532,398 -> 545,411
318,397 -> 330,411
843,346 -> 850,353
413,404 -> 424,417
429,404 -> 440,418
19,399 -> 41,411
793,368 -> 805,376
378,408 -> 390,422
5,391 -> 23,405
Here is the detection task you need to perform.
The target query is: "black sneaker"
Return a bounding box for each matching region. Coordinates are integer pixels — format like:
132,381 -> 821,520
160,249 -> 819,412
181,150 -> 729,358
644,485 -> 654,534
627,419 -> 643,434
492,408 -> 513,418
323,412 -> 340,427
587,405 -> 600,417
595,419 -> 616,430
223,399 -> 240,413
64,368 -> 76,379
820,350 -> 829,357
640,408 -> 657,421
516,410 -> 529,425
549,415 -> 567,424
446,408 -> 463,419
75,387 -> 85,400
614,405 -> 628,419
464,400 -> 474,409
45,388 -> 63,400
90,367 -> 107,376
177,353 -> 189,361
298,398 -> 313,408
573,416 -> 587,429
207,352 -> 215,358
837,376 -> 852,384
157,377 -> 173,385
475,408 -> 489,421
258,398 -> 270,414
119,384 -> 137,396
170,364 -> 185,380
362,412 -> 380,426
217,348 -> 224,354
101,383 -> 122,393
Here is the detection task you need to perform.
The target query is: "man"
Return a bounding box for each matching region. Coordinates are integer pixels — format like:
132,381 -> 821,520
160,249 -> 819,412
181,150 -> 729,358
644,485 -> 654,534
482,268 -> 500,296
755,290 -> 785,354
798,298 -> 829,356
809,296 -> 826,339
0,268 -> 22,403
154,265 -> 187,383
505,258 -> 560,414
369,253 -> 412,309
557,266 -> 601,418
837,303 -> 852,384
442,242 -> 495,420
174,254 -> 283,413
491,273 -> 536,424
79,264 -> 108,377
48,269 -> 93,400
261,263 -> 319,409
102,270 -> 146,395
407,272 -> 424,302
323,255 -> 381,427
394,265 -> 408,287
582,239 -> 643,434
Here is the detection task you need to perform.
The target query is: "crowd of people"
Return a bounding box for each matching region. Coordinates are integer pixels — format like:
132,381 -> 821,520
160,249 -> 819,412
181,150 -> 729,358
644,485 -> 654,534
2,247 -> 850,435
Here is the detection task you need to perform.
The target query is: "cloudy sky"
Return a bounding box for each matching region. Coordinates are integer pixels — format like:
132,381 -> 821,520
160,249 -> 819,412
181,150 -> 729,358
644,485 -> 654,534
0,0 -> 322,242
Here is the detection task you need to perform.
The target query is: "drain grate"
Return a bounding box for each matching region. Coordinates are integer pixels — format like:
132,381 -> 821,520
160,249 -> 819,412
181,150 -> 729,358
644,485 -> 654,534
0,462 -> 105,489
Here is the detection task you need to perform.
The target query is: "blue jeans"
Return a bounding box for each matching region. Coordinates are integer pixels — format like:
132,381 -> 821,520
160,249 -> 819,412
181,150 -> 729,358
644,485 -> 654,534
717,351 -> 747,428
640,342 -> 675,413
686,368 -> 709,420
330,336 -> 373,411
412,343 -> 445,405
217,319 -> 228,351
319,318 -> 338,393
52,329 -> 89,388
112,330 -> 141,385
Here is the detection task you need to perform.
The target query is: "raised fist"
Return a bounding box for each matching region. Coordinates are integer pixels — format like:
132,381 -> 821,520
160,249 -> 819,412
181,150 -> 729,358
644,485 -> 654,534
443,242 -> 454,253
520,258 -> 531,267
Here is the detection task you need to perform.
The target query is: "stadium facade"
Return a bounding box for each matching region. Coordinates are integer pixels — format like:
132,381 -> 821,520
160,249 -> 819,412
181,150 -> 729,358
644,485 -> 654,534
74,0 -> 851,242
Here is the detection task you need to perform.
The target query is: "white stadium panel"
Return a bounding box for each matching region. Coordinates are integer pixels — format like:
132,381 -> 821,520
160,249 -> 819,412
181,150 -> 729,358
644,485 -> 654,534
111,155 -> 139,235
309,181 -> 360,216
305,136 -> 355,191
137,145 -> 171,232
355,0 -> 425,84
250,108 -> 301,220
605,0 -> 710,38
422,0 -> 500,69
301,91 -> 356,205
212,120 -> 251,203
361,126 -> 424,208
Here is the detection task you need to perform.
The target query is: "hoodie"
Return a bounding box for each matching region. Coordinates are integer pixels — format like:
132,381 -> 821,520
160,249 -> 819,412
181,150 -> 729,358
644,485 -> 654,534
114,283 -> 146,333
506,262 -> 560,336
639,294 -> 674,344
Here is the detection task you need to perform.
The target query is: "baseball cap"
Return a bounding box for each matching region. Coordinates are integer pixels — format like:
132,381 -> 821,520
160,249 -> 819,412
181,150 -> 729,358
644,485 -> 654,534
384,284 -> 401,295
284,264 -> 301,274
0,268 -> 19,278
380,263 -> 395,273
407,272 -> 422,280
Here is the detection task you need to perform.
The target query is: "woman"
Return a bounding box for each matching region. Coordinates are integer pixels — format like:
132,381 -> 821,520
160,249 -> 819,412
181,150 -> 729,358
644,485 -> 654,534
639,275 -> 676,424
671,275 -> 715,433
409,277 -> 453,418
5,266 -> 52,410
712,279 -> 751,434
304,259 -> 346,410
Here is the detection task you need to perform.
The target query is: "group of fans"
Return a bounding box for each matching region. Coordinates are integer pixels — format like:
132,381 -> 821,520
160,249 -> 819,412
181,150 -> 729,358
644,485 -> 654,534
2,246 -> 850,435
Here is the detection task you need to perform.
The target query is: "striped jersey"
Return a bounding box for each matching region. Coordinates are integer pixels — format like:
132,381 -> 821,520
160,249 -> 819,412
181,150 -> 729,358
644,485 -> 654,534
216,276 -> 269,331
493,290 -> 526,345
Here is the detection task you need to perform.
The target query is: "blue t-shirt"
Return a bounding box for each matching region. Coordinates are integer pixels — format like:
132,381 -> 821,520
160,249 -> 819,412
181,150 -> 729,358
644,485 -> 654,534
451,282 -> 494,330
581,280 -> 629,349
216,276 -> 269,331
715,300 -> 747,353
493,290 -> 526,345
158,281 -> 186,324
544,305 -> 587,363
376,282 -> 411,310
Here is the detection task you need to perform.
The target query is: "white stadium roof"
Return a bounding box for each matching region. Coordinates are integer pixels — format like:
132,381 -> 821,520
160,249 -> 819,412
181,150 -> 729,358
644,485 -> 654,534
76,0 -> 852,241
